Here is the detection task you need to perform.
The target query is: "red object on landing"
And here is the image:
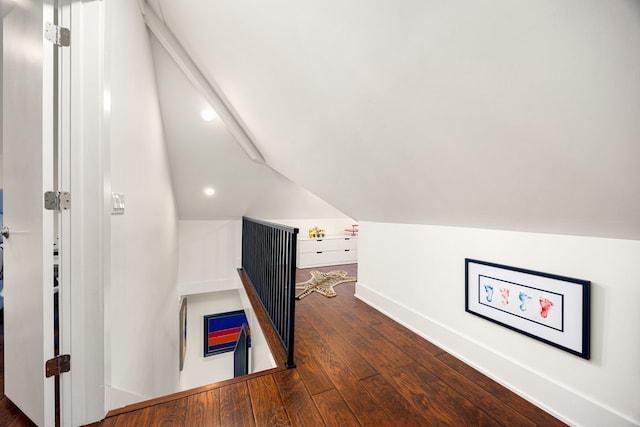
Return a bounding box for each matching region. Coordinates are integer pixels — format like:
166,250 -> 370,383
344,224 -> 359,235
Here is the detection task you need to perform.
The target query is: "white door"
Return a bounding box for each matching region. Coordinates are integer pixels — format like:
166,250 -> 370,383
3,0 -> 57,425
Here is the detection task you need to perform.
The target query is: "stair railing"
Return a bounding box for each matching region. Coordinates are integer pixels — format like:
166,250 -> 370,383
241,217 -> 298,368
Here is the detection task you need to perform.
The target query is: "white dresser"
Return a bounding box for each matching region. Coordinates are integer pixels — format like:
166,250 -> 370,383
296,236 -> 358,268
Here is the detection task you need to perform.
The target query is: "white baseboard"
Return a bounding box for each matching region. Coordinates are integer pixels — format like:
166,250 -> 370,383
105,385 -> 149,411
355,281 -> 636,427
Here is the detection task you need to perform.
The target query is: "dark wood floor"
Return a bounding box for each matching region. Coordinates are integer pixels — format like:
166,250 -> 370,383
1,265 -> 567,426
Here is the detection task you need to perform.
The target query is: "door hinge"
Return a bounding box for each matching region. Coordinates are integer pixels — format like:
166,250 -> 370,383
44,191 -> 71,211
45,22 -> 70,47
45,354 -> 71,378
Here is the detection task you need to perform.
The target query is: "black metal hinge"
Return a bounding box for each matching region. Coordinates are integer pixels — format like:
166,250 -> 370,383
45,354 -> 71,378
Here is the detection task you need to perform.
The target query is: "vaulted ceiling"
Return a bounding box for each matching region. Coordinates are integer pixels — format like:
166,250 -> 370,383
145,0 -> 640,239
149,34 -> 347,221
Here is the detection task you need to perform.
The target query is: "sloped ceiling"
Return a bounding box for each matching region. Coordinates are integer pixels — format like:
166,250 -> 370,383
147,0 -> 640,239
148,34 -> 348,220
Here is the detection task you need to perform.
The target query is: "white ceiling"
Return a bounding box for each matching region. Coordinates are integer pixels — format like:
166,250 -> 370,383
149,35 -> 347,220
146,0 -> 640,239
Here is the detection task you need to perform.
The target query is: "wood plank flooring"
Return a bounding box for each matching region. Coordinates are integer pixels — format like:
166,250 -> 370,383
1,265 -> 568,426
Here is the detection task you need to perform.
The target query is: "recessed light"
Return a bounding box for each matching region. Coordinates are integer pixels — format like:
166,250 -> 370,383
200,109 -> 215,122
103,90 -> 111,113
204,187 -> 215,196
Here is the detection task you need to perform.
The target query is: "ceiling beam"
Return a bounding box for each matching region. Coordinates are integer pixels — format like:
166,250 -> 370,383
140,3 -> 265,164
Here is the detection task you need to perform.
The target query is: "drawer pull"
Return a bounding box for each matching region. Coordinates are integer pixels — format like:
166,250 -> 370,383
317,251 -> 323,254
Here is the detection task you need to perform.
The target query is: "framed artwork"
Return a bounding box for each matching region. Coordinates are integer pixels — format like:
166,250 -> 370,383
204,310 -> 251,357
465,259 -> 590,359
179,297 -> 187,371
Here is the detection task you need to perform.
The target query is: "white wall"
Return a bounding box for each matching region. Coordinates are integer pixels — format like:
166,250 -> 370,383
177,222 -> 284,390
106,0 -> 179,409
179,290 -> 242,390
178,217 -> 355,294
179,287 -> 276,391
178,220 -> 241,295
356,221 -> 640,427
237,280 -> 277,374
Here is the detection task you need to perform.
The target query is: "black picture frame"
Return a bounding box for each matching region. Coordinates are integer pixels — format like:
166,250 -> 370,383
203,310 -> 251,357
465,258 -> 590,359
179,298 -> 187,371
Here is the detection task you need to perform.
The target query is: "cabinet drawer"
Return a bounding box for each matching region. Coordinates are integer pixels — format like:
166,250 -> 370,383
298,251 -> 338,268
298,239 -> 316,253
339,238 -> 357,251
296,236 -> 358,267
298,238 -> 338,253
336,248 -> 358,264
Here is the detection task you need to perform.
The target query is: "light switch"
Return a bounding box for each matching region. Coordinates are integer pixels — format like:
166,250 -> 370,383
112,192 -> 125,215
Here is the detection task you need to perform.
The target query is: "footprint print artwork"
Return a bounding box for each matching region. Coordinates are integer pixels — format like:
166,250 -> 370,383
484,284 -> 494,303
518,292 -> 532,311
539,297 -> 554,319
499,288 -> 510,305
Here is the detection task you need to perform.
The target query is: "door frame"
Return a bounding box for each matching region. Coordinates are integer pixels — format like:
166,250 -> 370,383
65,0 -> 109,424
1,0 -> 108,424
